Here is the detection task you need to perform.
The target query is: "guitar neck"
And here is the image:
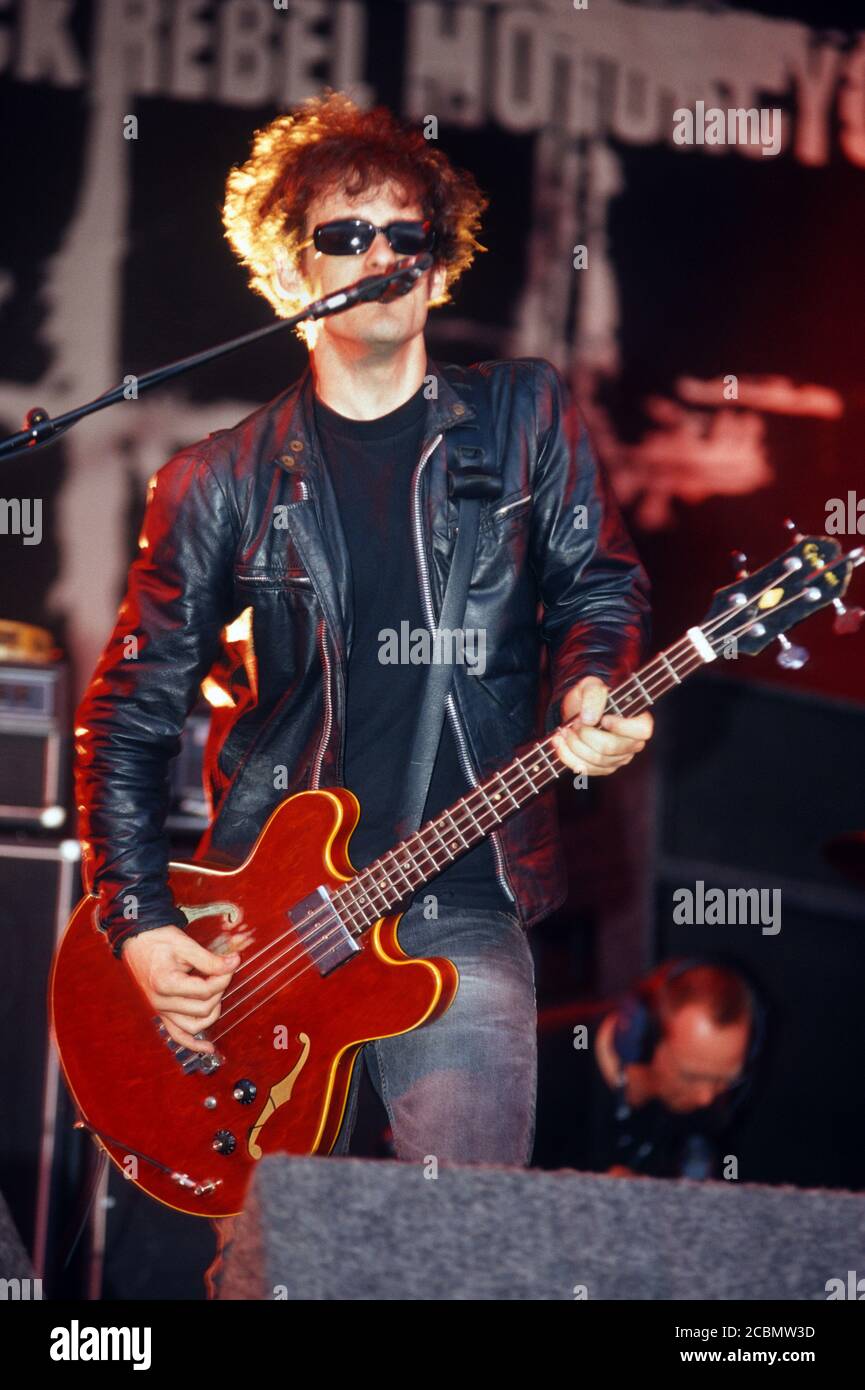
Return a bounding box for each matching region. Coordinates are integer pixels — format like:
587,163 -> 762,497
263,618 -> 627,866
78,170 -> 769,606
332,624 -> 717,933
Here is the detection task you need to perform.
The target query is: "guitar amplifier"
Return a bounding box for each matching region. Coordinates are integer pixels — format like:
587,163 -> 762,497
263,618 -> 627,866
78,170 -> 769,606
0,661 -> 209,835
0,836 -> 89,1294
0,663 -> 69,828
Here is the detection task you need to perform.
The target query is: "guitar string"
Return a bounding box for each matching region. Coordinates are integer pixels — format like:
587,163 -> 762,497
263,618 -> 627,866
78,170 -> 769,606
215,640 -> 697,1009
204,579 -> 816,1046
211,557 -> 803,1009
206,646 -> 713,1044
208,566 -> 813,1035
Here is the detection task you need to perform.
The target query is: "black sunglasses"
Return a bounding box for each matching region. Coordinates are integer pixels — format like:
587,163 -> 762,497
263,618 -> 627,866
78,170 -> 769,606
299,218 -> 436,257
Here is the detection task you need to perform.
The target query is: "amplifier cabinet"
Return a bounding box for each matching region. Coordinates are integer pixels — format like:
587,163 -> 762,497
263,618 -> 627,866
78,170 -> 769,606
0,664 -> 68,828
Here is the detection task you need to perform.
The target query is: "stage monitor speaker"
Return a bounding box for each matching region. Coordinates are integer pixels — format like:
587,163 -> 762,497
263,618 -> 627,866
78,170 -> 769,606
0,837 -> 87,1292
217,1154 -> 865,1301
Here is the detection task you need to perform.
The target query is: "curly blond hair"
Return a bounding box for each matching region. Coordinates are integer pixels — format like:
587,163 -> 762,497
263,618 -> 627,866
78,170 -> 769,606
222,90 -> 487,338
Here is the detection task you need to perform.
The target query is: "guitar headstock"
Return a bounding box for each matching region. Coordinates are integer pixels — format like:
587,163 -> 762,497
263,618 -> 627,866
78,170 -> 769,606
700,535 -> 863,658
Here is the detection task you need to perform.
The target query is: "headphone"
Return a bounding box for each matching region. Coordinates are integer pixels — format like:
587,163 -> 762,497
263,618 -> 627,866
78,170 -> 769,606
611,956 -> 767,1088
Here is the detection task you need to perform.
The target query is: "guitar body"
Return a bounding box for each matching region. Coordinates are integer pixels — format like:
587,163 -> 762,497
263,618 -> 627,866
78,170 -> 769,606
49,789 -> 459,1218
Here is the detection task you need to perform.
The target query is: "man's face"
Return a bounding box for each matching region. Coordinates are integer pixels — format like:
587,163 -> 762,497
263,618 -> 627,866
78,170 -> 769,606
295,180 -> 447,354
648,1003 -> 751,1113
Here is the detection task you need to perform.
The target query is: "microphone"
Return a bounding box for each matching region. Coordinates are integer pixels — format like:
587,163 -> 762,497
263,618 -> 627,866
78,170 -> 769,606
377,255 -> 432,303
307,253 -> 433,320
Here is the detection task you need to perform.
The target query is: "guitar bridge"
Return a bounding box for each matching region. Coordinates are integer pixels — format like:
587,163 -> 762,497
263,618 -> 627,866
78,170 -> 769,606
153,1018 -> 223,1074
287,885 -> 360,977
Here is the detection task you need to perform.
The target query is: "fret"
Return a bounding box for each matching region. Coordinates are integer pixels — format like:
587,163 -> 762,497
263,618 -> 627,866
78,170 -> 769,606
333,887 -> 366,933
443,809 -> 470,852
368,870 -> 396,907
339,880 -> 366,916
410,832 -> 441,879
490,769 -> 521,812
459,792 -> 491,836
659,652 -> 681,684
605,692 -> 624,715
615,687 -> 644,717
350,870 -> 390,916
536,744 -> 559,778
524,749 -> 557,786
509,757 -> 539,801
630,672 -> 653,704
382,846 -> 419,895
425,817 -> 456,864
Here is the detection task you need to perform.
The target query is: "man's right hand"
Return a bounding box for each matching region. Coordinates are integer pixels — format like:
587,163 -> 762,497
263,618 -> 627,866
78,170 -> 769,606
121,925 -> 241,1054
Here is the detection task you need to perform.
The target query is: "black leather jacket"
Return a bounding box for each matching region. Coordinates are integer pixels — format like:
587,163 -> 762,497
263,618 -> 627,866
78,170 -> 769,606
75,356 -> 650,955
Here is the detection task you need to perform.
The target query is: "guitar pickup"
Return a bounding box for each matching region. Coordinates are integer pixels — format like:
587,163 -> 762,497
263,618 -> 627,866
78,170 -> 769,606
287,885 -> 360,977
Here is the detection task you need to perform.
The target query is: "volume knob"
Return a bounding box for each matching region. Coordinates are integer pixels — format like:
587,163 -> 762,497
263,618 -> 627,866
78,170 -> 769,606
232,1079 -> 257,1105
212,1129 -> 237,1156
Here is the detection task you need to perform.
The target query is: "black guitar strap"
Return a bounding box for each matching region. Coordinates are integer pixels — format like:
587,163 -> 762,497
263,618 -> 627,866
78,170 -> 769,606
393,371 -> 503,855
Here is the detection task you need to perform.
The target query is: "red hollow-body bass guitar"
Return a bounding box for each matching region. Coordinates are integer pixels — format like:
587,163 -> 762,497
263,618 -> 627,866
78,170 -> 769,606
49,533 -> 862,1216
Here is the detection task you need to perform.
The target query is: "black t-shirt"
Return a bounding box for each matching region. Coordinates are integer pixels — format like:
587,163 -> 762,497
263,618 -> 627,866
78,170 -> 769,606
312,383 -> 509,910
534,1015 -> 735,1179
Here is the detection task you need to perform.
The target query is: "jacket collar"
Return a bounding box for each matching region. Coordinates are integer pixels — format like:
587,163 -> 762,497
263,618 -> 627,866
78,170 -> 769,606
272,354 -> 475,478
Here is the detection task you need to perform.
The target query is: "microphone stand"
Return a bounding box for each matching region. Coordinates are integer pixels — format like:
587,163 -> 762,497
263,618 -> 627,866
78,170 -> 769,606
0,253 -> 433,463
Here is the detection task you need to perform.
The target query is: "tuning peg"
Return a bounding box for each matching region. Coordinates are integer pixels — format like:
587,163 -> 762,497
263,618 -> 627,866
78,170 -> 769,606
783,517 -> 804,543
832,597 -> 865,635
730,550 -> 748,577
775,632 -> 809,669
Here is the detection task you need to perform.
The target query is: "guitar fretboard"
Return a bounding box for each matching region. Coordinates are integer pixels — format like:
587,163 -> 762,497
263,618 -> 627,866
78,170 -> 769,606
330,622 -> 719,935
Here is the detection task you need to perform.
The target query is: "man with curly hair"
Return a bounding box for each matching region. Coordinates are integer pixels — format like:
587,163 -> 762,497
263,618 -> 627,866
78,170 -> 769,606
75,92 -> 652,1189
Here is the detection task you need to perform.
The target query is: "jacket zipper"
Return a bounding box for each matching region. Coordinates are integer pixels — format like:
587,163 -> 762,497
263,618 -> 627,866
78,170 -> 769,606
239,573 -> 312,585
298,476 -> 337,792
410,435 -> 517,905
311,617 -> 333,790
494,493 -> 531,519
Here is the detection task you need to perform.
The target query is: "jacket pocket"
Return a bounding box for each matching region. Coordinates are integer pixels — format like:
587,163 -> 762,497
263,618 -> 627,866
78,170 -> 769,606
482,490 -> 533,533
234,566 -> 313,591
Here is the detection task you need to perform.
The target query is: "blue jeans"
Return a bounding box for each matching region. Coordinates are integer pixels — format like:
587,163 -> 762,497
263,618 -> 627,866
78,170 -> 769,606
332,902 -> 538,1165
205,903 -> 537,1297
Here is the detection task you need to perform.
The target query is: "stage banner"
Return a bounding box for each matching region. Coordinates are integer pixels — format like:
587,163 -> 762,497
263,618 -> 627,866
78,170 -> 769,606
0,0 -> 863,700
